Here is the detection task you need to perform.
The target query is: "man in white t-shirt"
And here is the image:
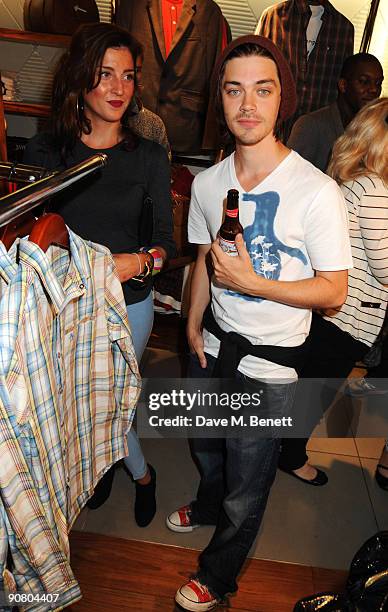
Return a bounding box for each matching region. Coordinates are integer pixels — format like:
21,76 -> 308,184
166,35 -> 352,611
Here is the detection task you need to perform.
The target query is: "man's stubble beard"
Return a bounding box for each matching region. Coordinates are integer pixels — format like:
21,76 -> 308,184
233,124 -> 273,147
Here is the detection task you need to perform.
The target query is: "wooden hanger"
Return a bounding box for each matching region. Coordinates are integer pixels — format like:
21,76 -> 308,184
28,213 -> 70,252
0,211 -> 37,250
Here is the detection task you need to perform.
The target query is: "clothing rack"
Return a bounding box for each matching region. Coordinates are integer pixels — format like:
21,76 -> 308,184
0,154 -> 107,228
0,160 -> 51,184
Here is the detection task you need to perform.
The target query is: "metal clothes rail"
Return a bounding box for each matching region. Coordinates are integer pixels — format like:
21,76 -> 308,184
0,161 -> 51,184
0,154 -> 107,228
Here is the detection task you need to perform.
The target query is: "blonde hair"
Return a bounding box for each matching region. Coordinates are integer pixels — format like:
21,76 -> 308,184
328,97 -> 388,185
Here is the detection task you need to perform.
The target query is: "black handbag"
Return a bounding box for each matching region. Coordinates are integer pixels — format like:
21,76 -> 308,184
362,321 -> 388,368
138,194 -> 154,247
293,532 -> 388,611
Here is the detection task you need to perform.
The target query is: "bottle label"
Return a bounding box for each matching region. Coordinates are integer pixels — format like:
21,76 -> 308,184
218,235 -> 238,256
226,208 -> 238,218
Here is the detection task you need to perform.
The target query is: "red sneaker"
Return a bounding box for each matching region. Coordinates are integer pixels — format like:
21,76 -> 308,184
166,504 -> 200,532
175,579 -> 220,611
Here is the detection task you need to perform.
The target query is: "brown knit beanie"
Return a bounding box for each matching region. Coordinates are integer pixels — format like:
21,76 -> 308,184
214,34 -> 297,121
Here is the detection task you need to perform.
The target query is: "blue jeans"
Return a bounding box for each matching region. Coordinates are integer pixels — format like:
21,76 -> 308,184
126,293 -> 154,362
124,293 -> 154,480
189,353 -> 296,598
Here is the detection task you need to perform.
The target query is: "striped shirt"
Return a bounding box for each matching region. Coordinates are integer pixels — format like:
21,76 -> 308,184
256,0 -> 354,139
0,230 -> 140,606
326,175 -> 388,346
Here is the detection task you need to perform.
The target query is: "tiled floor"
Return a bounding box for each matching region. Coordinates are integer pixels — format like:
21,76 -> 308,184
73,347 -> 387,572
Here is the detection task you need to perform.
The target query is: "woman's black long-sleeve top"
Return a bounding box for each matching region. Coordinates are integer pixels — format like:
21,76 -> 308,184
24,133 -> 176,305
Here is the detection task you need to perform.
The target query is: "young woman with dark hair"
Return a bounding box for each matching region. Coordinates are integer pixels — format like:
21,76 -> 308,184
24,22 -> 175,525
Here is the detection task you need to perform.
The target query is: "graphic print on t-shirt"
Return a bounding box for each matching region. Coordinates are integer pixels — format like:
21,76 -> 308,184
226,191 -> 307,302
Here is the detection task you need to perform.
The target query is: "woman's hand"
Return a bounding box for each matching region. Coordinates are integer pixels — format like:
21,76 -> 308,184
113,253 -> 145,282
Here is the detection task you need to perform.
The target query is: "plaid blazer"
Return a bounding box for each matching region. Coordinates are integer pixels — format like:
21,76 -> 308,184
256,0 -> 354,140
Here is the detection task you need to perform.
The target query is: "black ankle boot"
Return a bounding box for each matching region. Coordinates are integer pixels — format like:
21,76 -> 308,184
86,466 -> 115,509
375,464 -> 388,491
134,464 -> 156,527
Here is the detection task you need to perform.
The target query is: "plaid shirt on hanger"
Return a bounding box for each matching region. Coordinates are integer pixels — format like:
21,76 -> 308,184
256,0 -> 354,139
0,375 -> 81,610
0,231 -> 140,607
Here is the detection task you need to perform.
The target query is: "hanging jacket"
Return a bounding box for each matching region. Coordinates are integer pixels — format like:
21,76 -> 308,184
116,0 -> 231,153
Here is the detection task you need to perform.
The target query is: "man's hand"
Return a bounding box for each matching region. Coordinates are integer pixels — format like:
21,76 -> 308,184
315,307 -> 342,317
211,234 -> 257,294
187,324 -> 207,369
212,236 -> 348,310
187,243 -> 212,370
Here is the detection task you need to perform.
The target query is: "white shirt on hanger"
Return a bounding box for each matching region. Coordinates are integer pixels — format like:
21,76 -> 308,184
306,5 -> 324,58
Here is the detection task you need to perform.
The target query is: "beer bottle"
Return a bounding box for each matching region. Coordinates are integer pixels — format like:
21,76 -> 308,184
218,189 -> 243,256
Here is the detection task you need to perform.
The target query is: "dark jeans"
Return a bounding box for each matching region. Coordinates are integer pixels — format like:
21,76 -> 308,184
279,314 -> 369,471
188,353 -> 296,598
